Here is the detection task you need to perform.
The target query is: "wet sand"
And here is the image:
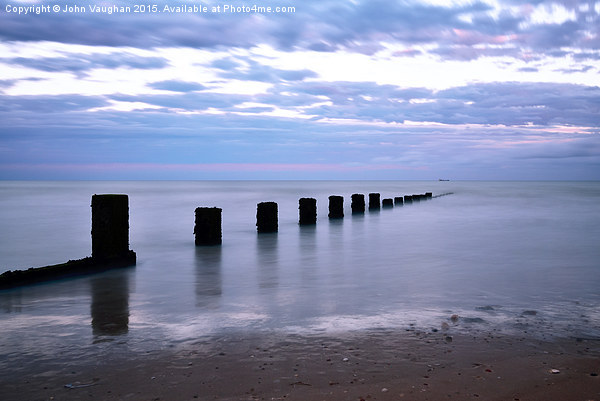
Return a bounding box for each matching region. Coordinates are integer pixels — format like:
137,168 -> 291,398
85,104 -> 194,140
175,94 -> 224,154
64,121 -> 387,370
2,328 -> 599,401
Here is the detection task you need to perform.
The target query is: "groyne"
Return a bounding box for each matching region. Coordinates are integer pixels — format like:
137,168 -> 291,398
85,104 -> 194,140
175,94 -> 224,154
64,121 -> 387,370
0,194 -> 136,289
1,188 -> 453,289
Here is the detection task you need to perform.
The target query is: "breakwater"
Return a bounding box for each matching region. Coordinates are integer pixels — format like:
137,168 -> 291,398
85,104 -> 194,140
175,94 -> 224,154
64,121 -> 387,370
1,189 -> 451,288
0,194 -> 136,289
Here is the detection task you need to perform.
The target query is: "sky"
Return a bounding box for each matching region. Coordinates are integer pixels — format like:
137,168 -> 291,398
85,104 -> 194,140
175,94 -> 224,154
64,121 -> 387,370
0,0 -> 599,180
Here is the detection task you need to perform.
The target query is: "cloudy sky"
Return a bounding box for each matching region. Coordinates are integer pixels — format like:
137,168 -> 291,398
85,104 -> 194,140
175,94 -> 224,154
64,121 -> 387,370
0,0 -> 599,180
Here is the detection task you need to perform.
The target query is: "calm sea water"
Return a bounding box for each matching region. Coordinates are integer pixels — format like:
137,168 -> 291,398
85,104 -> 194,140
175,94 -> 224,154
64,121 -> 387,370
1,181 -> 599,371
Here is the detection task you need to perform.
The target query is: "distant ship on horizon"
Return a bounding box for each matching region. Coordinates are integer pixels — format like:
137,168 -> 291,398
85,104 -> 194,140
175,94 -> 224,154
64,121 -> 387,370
438,179 -> 450,181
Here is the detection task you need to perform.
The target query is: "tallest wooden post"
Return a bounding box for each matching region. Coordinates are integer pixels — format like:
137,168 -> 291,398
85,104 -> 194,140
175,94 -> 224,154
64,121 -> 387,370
91,194 -> 131,260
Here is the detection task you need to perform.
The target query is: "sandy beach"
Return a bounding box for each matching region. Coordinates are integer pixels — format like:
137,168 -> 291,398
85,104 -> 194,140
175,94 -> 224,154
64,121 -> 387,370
2,327 -> 598,401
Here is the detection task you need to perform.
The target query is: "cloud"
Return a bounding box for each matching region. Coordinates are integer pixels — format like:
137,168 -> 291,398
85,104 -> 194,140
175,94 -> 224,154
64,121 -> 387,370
0,0 -> 599,180
0,0 -> 596,59
0,94 -> 108,113
0,79 -> 16,89
1,53 -> 168,76
149,80 -> 206,92
211,57 -> 318,82
279,80 -> 600,127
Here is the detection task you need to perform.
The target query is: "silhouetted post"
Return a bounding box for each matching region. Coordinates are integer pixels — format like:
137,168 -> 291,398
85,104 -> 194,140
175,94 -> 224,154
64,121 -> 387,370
257,202 -> 278,233
369,193 -> 381,210
299,198 -> 317,225
404,195 -> 413,204
382,198 -> 393,208
426,192 -> 433,199
194,207 -> 222,245
328,195 -> 344,219
394,196 -> 404,206
91,194 -> 130,260
351,194 -> 365,214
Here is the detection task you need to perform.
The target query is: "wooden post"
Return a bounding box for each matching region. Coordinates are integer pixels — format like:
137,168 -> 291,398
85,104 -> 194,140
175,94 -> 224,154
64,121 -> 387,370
369,193 -> 381,210
351,194 -> 365,214
382,198 -> 394,208
194,207 -> 222,245
91,194 -> 130,260
328,195 -> 344,219
404,195 -> 413,204
257,202 -> 278,233
394,196 -> 404,206
299,198 -> 317,225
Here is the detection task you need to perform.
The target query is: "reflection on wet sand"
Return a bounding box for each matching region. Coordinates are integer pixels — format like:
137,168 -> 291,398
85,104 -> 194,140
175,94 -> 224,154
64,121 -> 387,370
90,271 -> 130,337
0,277 -> 90,313
195,246 -> 222,308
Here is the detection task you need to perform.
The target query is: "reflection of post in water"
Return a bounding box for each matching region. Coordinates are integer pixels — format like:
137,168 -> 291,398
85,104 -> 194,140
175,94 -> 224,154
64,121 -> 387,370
257,233 -> 278,289
195,246 -> 222,308
299,224 -> 318,282
90,272 -> 130,337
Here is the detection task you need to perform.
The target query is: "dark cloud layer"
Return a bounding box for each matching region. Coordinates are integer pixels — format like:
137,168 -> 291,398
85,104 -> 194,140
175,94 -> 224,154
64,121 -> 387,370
1,0 -> 598,60
1,80 -> 597,128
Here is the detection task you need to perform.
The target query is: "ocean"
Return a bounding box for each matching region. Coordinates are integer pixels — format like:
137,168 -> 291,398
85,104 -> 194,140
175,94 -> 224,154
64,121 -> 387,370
1,180 -> 599,371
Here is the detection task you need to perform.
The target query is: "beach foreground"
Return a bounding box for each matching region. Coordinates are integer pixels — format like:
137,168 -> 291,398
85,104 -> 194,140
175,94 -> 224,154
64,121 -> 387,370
2,329 -> 598,401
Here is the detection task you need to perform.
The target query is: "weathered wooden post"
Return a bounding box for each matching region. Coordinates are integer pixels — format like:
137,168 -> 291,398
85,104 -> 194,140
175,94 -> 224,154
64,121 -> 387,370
351,194 -> 365,214
382,198 -> 394,208
299,198 -> 317,225
257,202 -> 278,233
328,195 -> 344,219
0,194 -> 135,289
369,193 -> 381,210
404,195 -> 413,204
194,207 -> 222,245
91,194 -> 131,260
426,192 -> 433,199
394,196 -> 404,206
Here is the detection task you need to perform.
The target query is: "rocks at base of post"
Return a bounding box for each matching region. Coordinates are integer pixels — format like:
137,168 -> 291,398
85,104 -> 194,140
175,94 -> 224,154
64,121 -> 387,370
299,198 -> 317,225
257,202 -> 278,233
394,196 -> 404,206
328,195 -> 344,219
351,194 -> 365,214
194,207 -> 222,245
369,193 -> 381,210
91,194 -> 131,261
382,198 -> 394,208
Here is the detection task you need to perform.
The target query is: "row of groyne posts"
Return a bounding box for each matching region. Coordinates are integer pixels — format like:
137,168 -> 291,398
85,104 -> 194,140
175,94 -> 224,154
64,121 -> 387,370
195,191 -> 452,245
0,191 -> 453,288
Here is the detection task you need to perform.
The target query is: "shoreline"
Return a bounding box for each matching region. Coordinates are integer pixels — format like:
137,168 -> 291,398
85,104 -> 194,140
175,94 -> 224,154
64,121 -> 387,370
2,328 -> 598,401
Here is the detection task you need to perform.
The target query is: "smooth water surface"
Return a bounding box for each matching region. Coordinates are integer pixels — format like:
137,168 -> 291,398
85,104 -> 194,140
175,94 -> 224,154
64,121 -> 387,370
1,181 -> 599,373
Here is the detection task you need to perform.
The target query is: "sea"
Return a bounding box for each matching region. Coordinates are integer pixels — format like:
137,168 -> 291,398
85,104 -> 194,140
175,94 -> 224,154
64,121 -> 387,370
1,180 -> 599,372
